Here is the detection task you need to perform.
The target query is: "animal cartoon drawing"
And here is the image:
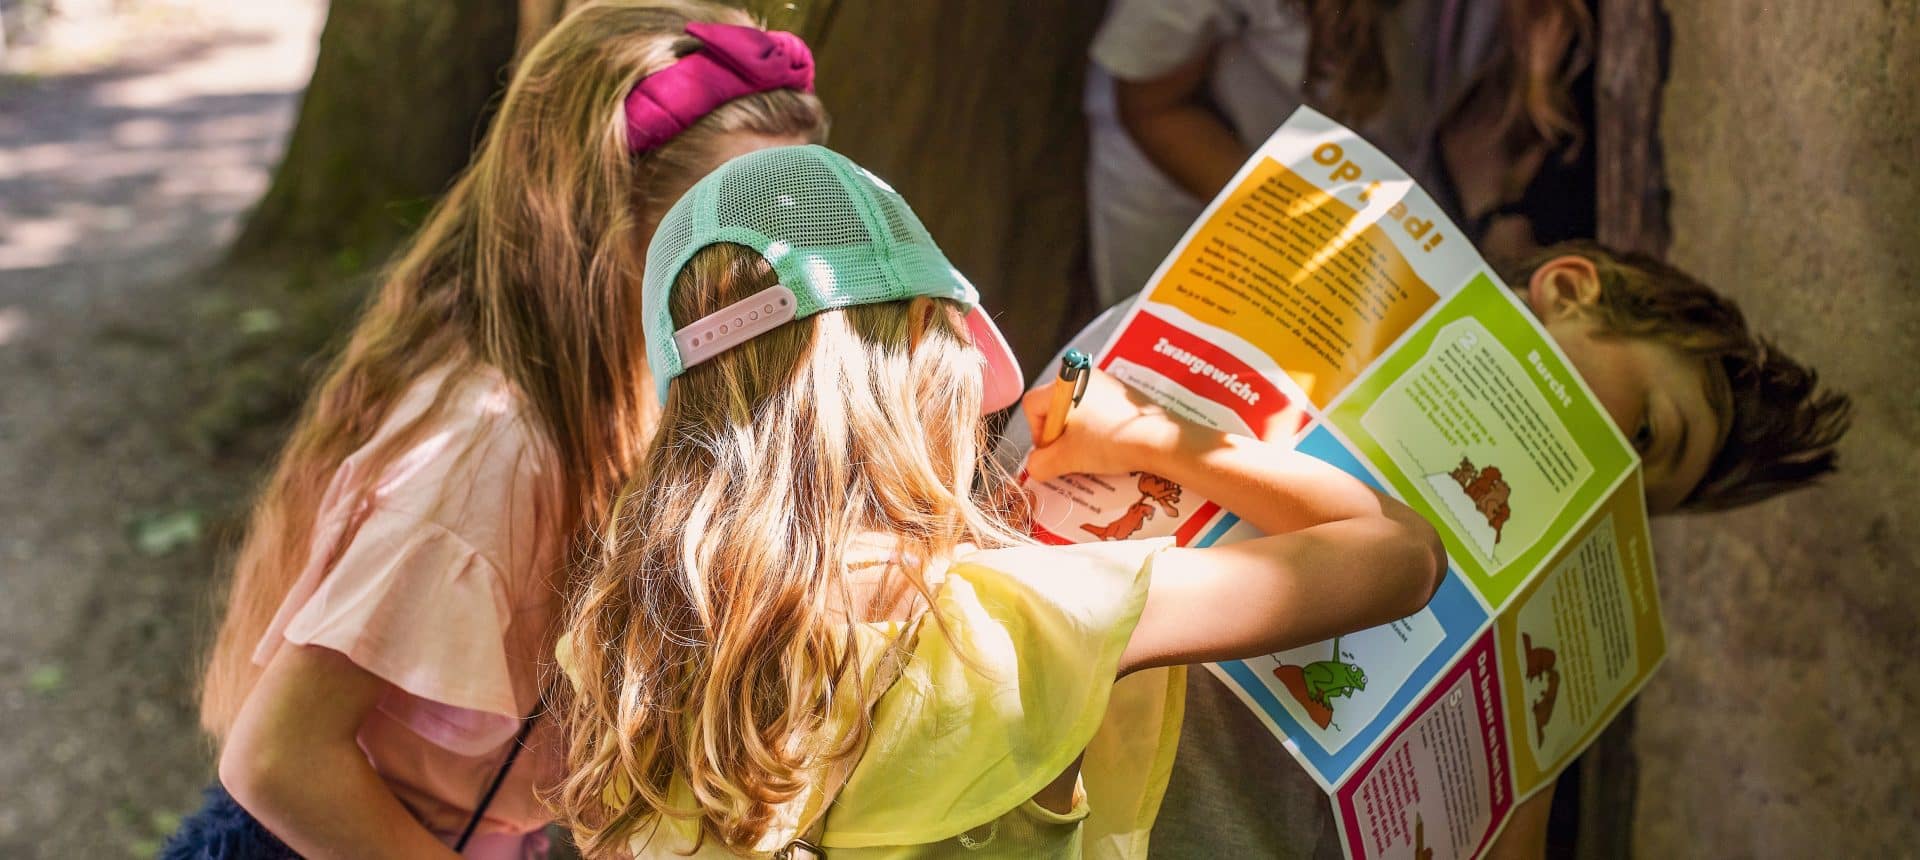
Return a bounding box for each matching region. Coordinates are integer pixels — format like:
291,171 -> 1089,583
1523,631 -> 1557,679
1470,476 -> 1511,538
1302,653 -> 1368,708
1078,500 -> 1154,541
1273,637 -> 1368,730
1449,456 -> 1478,486
1448,456 -> 1513,543
1078,472 -> 1182,541
1523,632 -> 1561,746
1133,472 -> 1182,516
1463,464 -> 1506,502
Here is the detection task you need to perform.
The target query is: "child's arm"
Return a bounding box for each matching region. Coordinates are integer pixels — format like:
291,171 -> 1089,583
1481,785 -> 1553,859
1113,52 -> 1248,201
1024,371 -> 1446,672
220,644 -> 462,860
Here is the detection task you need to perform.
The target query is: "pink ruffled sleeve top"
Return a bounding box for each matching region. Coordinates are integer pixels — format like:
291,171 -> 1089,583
253,365 -> 567,839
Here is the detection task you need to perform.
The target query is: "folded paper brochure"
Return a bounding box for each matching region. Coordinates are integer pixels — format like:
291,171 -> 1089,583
1020,107 -> 1664,860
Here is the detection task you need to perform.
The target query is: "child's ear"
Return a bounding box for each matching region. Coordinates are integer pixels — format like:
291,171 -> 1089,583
906,296 -> 936,354
1525,255 -> 1603,322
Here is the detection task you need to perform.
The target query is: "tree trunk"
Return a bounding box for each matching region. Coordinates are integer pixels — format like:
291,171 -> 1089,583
1595,0 -> 1671,256
1575,1 -> 1672,857
745,0 -> 1106,368
229,0 -> 519,266
517,0 -> 586,57
236,0 -> 1102,368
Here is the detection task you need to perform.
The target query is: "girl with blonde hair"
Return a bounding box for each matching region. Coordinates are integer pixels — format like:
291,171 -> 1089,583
553,144 -> 1446,857
164,3 -> 825,857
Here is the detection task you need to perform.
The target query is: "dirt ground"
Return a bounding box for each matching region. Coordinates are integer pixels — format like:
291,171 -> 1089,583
0,1 -> 324,854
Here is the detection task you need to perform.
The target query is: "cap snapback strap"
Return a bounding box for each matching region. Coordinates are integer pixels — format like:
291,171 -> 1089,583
672,284 -> 800,370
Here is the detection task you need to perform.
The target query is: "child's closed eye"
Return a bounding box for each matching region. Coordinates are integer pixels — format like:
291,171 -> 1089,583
1632,414 -> 1655,454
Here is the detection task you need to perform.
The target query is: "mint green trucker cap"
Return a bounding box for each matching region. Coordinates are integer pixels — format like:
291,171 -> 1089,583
642,145 -> 1024,412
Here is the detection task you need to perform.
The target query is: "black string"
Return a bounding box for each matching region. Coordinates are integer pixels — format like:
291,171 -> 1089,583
454,715 -> 539,852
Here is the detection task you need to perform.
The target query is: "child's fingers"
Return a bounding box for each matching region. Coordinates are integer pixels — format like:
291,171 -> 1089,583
1022,385 -> 1053,447
1025,438 -> 1067,481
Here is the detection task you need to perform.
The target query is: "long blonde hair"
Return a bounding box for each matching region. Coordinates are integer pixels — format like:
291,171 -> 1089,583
199,0 -> 827,738
555,243 -> 1027,854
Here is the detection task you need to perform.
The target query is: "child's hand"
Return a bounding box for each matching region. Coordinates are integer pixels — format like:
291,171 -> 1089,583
1024,369 -> 1179,480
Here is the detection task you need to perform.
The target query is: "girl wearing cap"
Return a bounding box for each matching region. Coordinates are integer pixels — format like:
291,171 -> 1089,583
552,144 -> 1446,858
165,3 -> 824,857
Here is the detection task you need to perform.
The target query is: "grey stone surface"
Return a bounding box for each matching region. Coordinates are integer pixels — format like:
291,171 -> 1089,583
1639,1 -> 1920,855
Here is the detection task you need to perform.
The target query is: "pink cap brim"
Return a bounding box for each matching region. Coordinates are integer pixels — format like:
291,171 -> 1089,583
965,306 -> 1024,414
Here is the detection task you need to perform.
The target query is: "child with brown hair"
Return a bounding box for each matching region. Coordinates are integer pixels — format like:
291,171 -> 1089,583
164,3 -> 827,857
1000,240 -> 1851,858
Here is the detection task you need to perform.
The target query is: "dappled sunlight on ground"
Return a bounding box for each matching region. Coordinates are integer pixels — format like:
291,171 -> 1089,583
0,2 -> 320,275
0,1 -> 322,855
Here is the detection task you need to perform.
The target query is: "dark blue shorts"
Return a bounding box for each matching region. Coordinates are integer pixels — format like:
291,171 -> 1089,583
160,783 -> 298,860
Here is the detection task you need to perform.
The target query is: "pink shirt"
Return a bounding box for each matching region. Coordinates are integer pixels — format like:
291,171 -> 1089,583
254,365 -> 566,849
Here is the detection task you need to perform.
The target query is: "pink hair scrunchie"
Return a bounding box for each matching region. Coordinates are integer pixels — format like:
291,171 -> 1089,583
624,21 -> 815,153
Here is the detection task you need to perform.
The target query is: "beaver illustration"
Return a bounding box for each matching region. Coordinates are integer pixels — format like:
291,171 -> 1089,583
1522,632 -> 1561,746
1523,632 -> 1557,680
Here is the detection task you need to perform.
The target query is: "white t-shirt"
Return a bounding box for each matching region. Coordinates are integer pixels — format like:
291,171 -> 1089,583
1084,0 -> 1498,304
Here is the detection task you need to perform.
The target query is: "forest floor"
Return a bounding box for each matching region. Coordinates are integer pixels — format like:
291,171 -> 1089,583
0,1 -> 324,854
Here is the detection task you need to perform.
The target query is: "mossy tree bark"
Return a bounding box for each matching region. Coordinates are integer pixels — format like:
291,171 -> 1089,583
228,0 -> 520,267
746,0 -> 1105,367
196,1 -> 519,452
1576,1 -> 1671,857
231,0 -> 1100,369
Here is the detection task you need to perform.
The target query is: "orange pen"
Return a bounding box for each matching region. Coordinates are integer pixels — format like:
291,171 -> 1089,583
1038,349 -> 1092,446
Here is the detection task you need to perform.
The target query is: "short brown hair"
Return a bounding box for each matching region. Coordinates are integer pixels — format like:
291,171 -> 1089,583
1502,241 -> 1852,512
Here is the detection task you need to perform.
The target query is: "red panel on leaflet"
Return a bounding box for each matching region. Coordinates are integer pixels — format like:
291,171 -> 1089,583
1102,311 -> 1310,439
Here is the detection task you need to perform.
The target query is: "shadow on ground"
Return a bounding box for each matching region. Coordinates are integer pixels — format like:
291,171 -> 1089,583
0,3 -> 324,854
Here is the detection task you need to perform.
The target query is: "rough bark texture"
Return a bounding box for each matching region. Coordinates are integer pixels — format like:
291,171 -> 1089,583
517,0 -> 585,57
1576,4 -> 1672,855
1594,0 -> 1669,257
1635,0 -> 1920,854
230,0 -> 518,264
747,0 -> 1107,368
247,0 -> 1105,367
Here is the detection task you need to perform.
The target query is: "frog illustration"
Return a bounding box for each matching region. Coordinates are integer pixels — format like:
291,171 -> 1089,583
1300,637 -> 1368,708
1302,659 -> 1368,708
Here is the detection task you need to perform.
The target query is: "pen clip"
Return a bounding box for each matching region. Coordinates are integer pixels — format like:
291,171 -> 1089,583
1060,349 -> 1092,405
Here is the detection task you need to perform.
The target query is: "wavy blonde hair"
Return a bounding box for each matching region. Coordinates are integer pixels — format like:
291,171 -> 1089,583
554,242 -> 1027,854
198,0 -> 827,738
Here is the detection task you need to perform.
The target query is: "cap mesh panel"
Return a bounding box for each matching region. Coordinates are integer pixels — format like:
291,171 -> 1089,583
643,145 -> 980,393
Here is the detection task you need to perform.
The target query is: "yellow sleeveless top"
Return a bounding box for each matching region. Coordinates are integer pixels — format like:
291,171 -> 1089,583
566,537 -> 1186,859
